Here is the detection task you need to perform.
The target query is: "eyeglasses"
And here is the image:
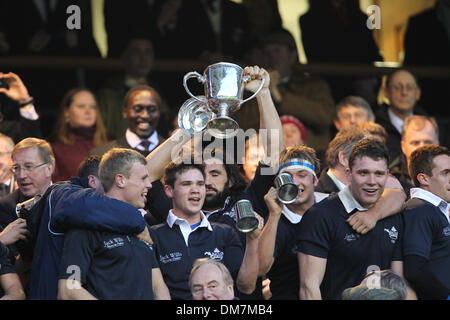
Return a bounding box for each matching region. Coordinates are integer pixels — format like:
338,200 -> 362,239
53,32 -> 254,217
388,84 -> 417,93
10,162 -> 49,175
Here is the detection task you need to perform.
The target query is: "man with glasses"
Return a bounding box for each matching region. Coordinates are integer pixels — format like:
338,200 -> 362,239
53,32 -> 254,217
375,69 -> 428,168
0,137 -> 54,287
0,137 -> 54,228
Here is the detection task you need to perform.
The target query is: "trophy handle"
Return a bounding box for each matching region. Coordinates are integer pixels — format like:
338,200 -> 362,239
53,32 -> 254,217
183,72 -> 206,102
241,75 -> 266,104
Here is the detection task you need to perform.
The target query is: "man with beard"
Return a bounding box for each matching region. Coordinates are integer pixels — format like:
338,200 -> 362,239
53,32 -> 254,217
89,85 -> 165,157
145,65 -> 283,227
144,66 -> 282,299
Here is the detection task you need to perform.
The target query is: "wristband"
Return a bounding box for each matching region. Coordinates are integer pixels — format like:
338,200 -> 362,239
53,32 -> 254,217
18,97 -> 34,107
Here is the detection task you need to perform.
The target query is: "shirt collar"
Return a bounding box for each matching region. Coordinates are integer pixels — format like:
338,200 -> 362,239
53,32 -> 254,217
410,188 -> 450,222
338,186 -> 368,214
204,196 -> 232,219
327,168 -> 347,191
125,129 -> 159,151
282,192 -> 329,224
387,108 -> 409,134
166,209 -> 213,231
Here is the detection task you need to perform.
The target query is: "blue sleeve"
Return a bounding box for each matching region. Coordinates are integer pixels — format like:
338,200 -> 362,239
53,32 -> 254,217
49,184 -> 145,234
246,162 -> 275,220
58,229 -> 94,283
296,205 -> 333,259
402,206 -> 433,259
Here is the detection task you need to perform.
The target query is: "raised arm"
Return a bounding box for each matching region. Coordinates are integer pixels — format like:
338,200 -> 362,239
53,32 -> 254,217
243,66 -> 284,171
235,214 -> 263,295
146,128 -> 191,182
257,187 -> 283,276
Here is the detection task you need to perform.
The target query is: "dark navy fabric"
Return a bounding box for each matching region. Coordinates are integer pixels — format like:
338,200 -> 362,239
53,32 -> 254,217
296,193 -> 403,300
150,221 -> 243,300
59,228 -> 157,300
267,214 -> 301,300
0,242 -> 16,297
402,198 -> 450,299
26,178 -> 145,300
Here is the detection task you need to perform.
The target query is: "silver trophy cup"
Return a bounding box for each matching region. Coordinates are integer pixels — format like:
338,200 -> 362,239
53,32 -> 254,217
234,199 -> 259,233
274,173 -> 299,204
178,95 -> 216,134
183,62 -> 265,139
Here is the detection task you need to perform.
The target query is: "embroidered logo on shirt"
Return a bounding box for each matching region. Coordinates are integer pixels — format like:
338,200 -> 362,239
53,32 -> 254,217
103,237 -> 125,249
384,226 -> 398,243
159,252 -> 182,264
204,248 -> 224,260
344,233 -> 360,242
443,226 -> 450,237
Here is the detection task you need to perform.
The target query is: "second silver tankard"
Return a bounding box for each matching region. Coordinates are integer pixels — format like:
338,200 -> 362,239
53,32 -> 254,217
234,199 -> 259,233
183,62 -> 265,139
274,173 -> 299,204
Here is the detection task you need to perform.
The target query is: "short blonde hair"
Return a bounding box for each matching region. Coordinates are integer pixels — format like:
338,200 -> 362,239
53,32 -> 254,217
99,148 -> 146,193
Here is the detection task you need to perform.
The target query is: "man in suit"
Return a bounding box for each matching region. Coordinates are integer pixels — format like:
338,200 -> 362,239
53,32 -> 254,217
0,137 -> 54,287
375,69 -> 427,168
0,137 -> 54,229
89,85 -> 165,157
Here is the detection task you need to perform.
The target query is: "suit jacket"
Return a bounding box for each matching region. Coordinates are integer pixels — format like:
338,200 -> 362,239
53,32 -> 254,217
315,169 -> 339,194
87,134 -> 165,157
375,103 -> 427,166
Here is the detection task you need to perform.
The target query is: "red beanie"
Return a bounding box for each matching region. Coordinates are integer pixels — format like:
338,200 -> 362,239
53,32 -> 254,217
280,115 -> 307,142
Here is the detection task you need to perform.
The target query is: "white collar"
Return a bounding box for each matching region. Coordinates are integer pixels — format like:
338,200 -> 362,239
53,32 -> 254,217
125,129 -> 159,151
167,209 -> 213,246
282,192 -> 329,224
387,108 -> 409,134
327,168 -> 347,191
167,209 -> 213,231
410,188 -> 450,222
338,186 -> 368,214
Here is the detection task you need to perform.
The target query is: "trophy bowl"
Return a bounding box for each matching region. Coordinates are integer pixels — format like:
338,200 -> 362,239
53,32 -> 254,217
178,95 -> 216,134
183,62 -> 265,139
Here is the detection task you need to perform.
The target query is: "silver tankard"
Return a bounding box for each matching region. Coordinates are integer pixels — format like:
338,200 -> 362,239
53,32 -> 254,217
274,173 -> 299,204
183,62 -> 265,139
234,199 -> 259,233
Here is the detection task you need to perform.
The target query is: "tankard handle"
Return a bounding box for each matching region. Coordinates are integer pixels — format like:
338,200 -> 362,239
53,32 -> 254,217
183,72 -> 206,103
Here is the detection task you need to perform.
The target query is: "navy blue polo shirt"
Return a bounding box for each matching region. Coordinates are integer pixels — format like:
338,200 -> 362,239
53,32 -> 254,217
296,191 -> 403,300
402,195 -> 450,298
59,229 -> 158,300
0,242 -> 16,297
150,217 -> 244,300
268,193 -> 328,300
